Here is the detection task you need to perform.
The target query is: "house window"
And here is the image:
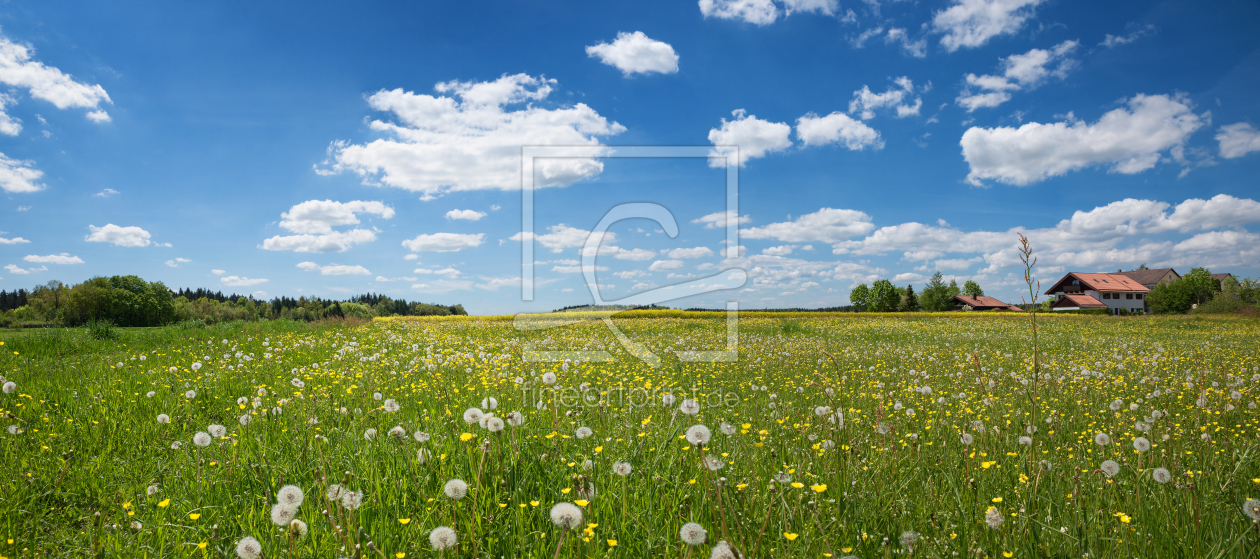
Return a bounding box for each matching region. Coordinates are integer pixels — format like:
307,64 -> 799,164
1137,294 -> 1144,300
1126,293 -> 1133,299
1102,293 -> 1110,299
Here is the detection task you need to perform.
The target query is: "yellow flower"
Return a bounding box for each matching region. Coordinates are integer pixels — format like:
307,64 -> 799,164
530,500 -> 540,507
575,500 -> 590,507
158,499 -> 170,508
594,446 -> 603,453
188,513 -> 200,520
811,484 -> 827,493
842,548 -> 853,553
1019,474 -> 1029,484
459,433 -> 474,442
197,542 -> 207,549
398,518 -> 410,524
1003,553 -> 1013,558
791,482 -> 804,489
396,553 -> 406,559
608,539 -> 618,547
991,497 -> 1003,503
122,501 -> 131,510
561,488 -> 572,494
784,532 -> 799,541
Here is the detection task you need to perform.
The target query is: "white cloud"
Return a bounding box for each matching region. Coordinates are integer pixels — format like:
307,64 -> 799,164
164,257 -> 192,268
553,264 -> 609,274
849,77 -> 921,120
692,211 -> 751,229
1217,123 -> 1260,159
932,0 -> 1044,52
297,262 -> 372,275
743,208 -> 875,242
0,236 -> 30,244
667,247 -> 715,259
402,232 -> 485,252
961,94 -> 1206,186
0,94 -> 20,136
94,188 -> 119,197
957,41 -> 1077,111
614,270 -> 649,279
0,35 -> 112,118
261,229 -> 377,253
375,275 -> 418,282
1100,24 -> 1156,48
885,28 -> 927,58
649,259 -> 685,271
415,267 -> 462,278
278,200 -> 394,234
211,269 -> 225,275
796,112 -> 883,150
782,0 -> 837,15
403,254 -> 419,260
445,209 -> 486,221
24,253 -> 83,264
586,31 -> 679,76
0,153 -> 43,193
85,224 -> 153,247
699,0 -> 780,25
580,245 -> 656,260
86,110 -> 110,123
220,275 -> 268,287
15,206 -> 29,212
762,245 -> 794,256
511,224 -> 614,253
318,74 -> 624,197
410,279 -> 475,293
721,246 -> 747,258
4,263 -> 44,275
708,109 -> 793,166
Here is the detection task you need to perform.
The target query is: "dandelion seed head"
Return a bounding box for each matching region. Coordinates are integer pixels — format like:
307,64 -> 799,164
444,478 -> 468,500
270,503 -> 297,526
686,424 -> 712,446
549,502 -> 583,530
429,526 -> 457,550
193,432 -> 211,447
680,522 -> 707,545
277,485 -> 304,506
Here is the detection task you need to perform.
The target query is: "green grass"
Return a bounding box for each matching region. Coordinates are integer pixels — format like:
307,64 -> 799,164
1,314 -> 1259,558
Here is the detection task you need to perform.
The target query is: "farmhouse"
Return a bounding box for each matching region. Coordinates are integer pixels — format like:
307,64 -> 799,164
951,295 -> 1023,311
1115,267 -> 1180,288
1044,272 -> 1149,314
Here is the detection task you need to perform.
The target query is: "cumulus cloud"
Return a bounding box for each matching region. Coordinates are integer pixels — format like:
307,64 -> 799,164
667,247 -> 715,259
743,208 -> 875,242
296,262 -> 372,275
0,153 -> 43,193
1217,123 -> 1260,159
698,0 -> 835,24
317,74 -> 624,197
553,264 -> 609,274
94,188 -> 120,197
885,28 -> 927,58
957,41 -> 1078,111
511,224 -> 615,253
580,245 -> 656,260
0,35 -> 113,120
586,31 -> 679,76
165,257 -> 191,267
961,94 -> 1206,186
692,211 -> 751,229
762,245 -> 794,256
849,77 -> 922,120
445,209 -> 486,221
85,224 -> 153,247
220,275 -> 268,287
708,109 -> 793,166
796,112 -> 883,150
4,263 -> 44,275
262,200 -> 393,253
24,253 -> 83,264
1100,24 -> 1156,48
415,267 -> 462,278
649,259 -> 686,271
0,235 -> 30,244
932,0 -> 1045,52
401,232 -> 485,253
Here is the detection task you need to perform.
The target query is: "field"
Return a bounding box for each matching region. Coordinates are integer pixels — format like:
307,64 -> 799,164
2,313 -> 1259,558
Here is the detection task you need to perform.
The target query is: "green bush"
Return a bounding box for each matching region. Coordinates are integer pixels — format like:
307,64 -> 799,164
86,317 -> 118,340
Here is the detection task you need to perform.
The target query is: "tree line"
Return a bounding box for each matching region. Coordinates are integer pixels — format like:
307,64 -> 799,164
848,272 -> 987,312
1148,267 -> 1258,314
0,275 -> 467,328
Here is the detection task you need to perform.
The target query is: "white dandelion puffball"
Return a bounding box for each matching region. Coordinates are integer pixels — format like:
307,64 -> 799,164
373,392 -> 383,401
193,432 -> 212,447
146,391 -> 155,398
383,399 -> 400,413
389,426 -> 407,440
270,503 -> 297,526
900,530 -> 920,549
542,372 -> 557,385
171,441 -> 183,450
680,522 -> 708,545
418,448 -> 432,463
129,520 -> 142,530
985,506 -> 1004,529
340,490 -> 363,510
960,433 -> 974,446
463,407 -> 484,424
429,526 -> 458,550
613,462 -> 632,476
814,405 -> 832,417
720,422 -> 736,435
1094,432 -> 1111,446
686,424 -> 712,446
1018,436 -> 1032,446
550,502 -> 583,530
1152,467 -> 1172,484
185,390 -> 197,399
679,399 -> 701,415
146,484 -> 159,496
239,414 -> 251,426
414,430 -> 431,443
506,411 -> 524,426
1133,437 -> 1151,453
711,540 -> 737,559
662,393 -> 676,406
444,478 -> 469,500
289,519 -> 308,538
326,484 -> 344,501
1100,460 -> 1121,478
277,485 -> 304,506
576,426 -> 593,439
156,414 -> 170,424
705,456 -> 725,471
486,416 -> 505,432
478,413 -> 494,429
482,396 -> 498,410
191,362 -> 202,371
208,424 -> 227,438
1246,499 -> 1260,521
236,536 -> 263,559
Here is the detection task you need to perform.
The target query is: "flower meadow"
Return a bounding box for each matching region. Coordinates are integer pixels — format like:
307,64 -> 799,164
2,314 -> 1260,558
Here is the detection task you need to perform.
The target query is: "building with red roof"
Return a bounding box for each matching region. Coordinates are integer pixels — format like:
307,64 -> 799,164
1044,272 -> 1150,314
952,295 -> 1023,311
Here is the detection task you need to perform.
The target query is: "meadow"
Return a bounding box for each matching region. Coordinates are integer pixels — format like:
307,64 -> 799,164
1,312 -> 1259,558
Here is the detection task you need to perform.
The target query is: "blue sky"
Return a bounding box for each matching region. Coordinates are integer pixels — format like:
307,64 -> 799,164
1,0 -> 1259,314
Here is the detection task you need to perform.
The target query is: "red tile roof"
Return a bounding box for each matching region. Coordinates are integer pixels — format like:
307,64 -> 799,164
1045,272 -> 1150,295
953,295 -> 1023,311
1053,294 -> 1107,309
